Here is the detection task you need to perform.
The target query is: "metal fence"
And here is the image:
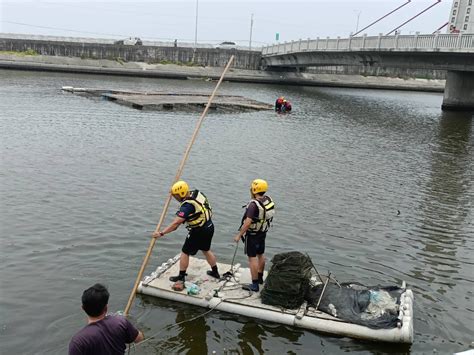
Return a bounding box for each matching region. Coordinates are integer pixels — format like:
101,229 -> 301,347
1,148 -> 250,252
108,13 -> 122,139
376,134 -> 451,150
262,33 -> 474,55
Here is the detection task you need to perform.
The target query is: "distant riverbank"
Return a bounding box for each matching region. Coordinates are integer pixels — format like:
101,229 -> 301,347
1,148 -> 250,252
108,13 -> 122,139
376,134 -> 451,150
0,53 -> 445,92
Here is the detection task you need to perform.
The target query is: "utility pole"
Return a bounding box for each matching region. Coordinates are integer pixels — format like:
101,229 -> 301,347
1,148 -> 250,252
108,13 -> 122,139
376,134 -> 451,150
193,0 -> 199,62
249,13 -> 254,51
355,11 -> 361,33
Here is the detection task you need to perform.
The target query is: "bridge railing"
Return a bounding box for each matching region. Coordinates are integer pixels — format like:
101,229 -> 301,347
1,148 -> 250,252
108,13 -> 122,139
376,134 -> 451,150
262,33 -> 474,55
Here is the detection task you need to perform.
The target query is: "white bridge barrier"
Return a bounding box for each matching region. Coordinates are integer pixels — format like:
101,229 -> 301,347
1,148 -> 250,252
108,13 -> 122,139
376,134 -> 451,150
262,33 -> 474,55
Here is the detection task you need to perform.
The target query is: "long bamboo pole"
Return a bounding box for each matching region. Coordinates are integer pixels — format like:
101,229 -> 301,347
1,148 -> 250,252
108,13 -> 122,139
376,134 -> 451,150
124,55 -> 235,316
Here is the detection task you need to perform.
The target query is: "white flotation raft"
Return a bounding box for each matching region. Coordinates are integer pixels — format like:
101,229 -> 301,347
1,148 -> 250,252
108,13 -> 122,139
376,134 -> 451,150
137,255 -> 414,344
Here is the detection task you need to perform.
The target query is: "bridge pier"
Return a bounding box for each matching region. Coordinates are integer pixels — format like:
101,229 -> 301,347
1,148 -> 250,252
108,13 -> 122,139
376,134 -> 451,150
442,71 -> 474,111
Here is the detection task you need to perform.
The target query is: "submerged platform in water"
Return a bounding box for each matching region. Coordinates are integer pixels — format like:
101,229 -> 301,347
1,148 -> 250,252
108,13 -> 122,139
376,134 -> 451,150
61,86 -> 273,112
137,255 -> 414,344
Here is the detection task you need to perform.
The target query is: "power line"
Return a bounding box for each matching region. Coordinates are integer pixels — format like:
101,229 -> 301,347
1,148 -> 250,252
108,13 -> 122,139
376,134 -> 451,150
1,20 -> 132,38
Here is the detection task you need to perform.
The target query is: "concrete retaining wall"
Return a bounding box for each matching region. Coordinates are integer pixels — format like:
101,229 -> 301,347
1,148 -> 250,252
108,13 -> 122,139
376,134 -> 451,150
0,53 -> 445,93
0,37 -> 448,80
0,38 -> 262,70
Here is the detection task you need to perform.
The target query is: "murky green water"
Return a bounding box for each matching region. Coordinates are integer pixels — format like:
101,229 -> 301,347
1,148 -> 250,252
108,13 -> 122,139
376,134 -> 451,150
1,70 -> 473,354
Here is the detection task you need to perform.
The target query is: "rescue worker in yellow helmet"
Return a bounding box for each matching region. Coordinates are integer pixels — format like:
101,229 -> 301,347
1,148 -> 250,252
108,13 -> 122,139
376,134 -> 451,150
233,179 -> 275,292
153,180 -> 219,282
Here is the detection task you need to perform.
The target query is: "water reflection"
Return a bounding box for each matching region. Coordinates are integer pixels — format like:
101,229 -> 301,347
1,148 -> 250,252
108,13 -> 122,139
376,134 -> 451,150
237,321 -> 266,354
163,306 -> 209,355
237,322 -> 303,354
414,111 -> 472,273
410,111 -> 473,345
137,297 -> 210,354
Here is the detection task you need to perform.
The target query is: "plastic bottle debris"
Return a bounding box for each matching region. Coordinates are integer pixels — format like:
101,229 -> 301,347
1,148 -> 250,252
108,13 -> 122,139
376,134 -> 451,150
328,303 -> 338,317
362,290 -> 398,320
369,290 -> 382,303
186,283 -> 200,295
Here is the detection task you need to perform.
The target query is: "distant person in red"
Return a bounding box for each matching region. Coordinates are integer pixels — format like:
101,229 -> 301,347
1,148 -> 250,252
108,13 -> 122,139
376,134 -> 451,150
275,96 -> 284,112
281,99 -> 292,113
69,283 -> 144,355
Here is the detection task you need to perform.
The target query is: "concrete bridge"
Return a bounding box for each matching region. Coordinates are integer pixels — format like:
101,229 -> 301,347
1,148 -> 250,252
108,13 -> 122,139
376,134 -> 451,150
262,33 -> 474,111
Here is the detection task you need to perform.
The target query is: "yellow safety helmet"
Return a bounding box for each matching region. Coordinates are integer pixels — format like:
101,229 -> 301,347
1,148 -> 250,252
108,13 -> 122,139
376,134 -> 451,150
251,179 -> 268,195
171,180 -> 189,198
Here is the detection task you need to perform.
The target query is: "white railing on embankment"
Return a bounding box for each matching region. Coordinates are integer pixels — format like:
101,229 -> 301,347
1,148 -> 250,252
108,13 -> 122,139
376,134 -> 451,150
262,33 -> 474,55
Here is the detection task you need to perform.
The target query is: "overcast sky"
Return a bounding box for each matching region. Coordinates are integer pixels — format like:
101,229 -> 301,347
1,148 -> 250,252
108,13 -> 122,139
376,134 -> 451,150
1,0 -> 453,46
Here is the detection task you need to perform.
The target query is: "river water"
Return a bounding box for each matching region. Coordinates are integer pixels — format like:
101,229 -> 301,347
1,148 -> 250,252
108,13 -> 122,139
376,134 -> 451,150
0,69 -> 473,354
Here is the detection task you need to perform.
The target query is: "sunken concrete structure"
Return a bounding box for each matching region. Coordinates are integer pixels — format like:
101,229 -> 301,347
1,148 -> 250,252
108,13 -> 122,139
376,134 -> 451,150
61,87 -> 273,112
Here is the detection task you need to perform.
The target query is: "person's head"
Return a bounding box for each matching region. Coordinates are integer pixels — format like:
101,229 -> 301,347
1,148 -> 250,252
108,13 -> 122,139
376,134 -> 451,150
81,283 -> 109,317
171,180 -> 189,202
250,179 -> 268,198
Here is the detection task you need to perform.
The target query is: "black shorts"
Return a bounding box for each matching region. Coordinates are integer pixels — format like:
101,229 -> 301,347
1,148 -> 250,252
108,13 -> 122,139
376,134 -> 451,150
182,221 -> 214,256
244,232 -> 266,257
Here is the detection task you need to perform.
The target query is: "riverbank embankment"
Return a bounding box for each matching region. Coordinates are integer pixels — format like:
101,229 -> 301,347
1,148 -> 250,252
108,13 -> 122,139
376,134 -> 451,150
0,53 -> 445,92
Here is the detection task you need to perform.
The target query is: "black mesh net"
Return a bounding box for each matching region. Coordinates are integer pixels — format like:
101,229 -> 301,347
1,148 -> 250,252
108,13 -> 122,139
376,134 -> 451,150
305,283 -> 404,329
260,251 -> 405,329
261,251 -> 313,309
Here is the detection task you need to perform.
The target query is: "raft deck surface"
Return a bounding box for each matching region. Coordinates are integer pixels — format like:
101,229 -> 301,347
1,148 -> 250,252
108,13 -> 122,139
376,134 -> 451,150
137,255 -> 414,344
61,86 -> 273,112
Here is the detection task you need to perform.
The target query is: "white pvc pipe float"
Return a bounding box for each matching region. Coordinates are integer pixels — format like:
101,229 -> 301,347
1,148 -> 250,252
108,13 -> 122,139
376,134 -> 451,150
137,281 -> 414,343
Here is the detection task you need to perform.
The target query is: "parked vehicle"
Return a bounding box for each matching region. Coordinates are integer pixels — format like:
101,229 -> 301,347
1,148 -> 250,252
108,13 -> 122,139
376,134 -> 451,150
114,37 -> 142,46
215,41 -> 237,49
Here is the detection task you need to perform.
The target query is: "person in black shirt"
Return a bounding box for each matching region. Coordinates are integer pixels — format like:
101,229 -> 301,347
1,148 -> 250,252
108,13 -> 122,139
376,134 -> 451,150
234,179 -> 275,292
